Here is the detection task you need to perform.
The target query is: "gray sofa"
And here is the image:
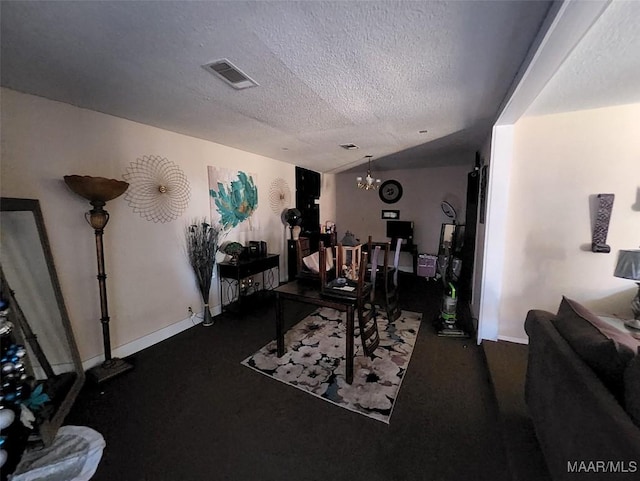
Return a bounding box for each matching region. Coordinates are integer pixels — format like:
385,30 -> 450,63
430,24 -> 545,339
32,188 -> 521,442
525,297 -> 640,480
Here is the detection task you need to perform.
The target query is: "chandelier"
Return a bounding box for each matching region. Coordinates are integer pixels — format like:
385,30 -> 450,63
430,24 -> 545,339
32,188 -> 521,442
356,155 -> 382,190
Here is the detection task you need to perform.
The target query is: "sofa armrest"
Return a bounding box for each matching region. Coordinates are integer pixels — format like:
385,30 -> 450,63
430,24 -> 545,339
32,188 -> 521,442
525,310 -> 640,480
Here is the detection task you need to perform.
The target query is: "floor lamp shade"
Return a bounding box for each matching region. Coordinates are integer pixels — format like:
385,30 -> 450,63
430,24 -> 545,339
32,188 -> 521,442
614,250 -> 640,281
63,175 -> 133,383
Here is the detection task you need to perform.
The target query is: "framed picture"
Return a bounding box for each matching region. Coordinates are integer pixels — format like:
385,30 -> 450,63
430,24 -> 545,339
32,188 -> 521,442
381,209 -> 400,219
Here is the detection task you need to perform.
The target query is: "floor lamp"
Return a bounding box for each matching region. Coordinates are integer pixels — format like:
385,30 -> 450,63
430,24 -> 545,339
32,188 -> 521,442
64,175 -> 133,383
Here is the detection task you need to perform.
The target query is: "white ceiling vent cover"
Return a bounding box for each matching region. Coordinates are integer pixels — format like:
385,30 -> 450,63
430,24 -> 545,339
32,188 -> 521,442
202,59 -> 259,90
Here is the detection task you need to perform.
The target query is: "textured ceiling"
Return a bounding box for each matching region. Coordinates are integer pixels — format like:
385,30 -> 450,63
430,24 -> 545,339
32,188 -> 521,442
1,1 -> 555,173
526,0 -> 640,116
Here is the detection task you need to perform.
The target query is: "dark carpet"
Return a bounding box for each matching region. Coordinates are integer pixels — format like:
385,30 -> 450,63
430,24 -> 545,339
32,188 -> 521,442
483,340 -> 551,481
66,274 -> 513,481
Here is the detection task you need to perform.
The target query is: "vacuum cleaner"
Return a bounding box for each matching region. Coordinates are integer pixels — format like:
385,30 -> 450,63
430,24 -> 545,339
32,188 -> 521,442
434,199 -> 468,337
436,255 -> 468,338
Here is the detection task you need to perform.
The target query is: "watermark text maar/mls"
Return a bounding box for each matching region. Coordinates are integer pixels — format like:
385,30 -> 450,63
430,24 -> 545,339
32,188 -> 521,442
567,460 -> 637,474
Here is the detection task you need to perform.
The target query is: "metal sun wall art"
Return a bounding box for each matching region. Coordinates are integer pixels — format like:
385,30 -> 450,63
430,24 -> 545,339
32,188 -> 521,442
123,155 -> 191,223
268,178 -> 291,216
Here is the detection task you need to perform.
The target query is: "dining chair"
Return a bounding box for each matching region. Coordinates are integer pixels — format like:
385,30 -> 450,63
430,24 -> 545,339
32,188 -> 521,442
319,246 -> 380,358
390,237 -> 402,287
318,241 -> 328,287
383,238 -> 402,322
297,237 -> 335,284
336,242 -> 361,279
295,236 -> 313,280
366,236 -> 402,322
356,248 -> 380,357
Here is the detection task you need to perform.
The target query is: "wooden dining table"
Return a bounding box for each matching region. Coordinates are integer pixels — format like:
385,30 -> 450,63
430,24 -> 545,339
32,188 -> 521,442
274,279 -> 370,384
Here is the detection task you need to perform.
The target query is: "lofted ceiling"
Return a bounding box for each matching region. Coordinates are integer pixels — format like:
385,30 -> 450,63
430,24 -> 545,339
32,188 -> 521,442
2,1 -> 632,175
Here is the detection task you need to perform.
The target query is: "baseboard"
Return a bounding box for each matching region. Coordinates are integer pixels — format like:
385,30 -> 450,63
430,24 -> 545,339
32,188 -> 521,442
497,334 -> 529,345
82,305 -> 222,371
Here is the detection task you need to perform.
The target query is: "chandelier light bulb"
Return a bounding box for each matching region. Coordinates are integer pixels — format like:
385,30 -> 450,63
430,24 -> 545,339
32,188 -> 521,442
355,156 -> 381,190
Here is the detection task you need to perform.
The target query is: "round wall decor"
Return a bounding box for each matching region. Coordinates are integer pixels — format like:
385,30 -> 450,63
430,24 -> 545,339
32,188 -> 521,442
268,178 -> 292,215
123,155 -> 190,223
379,180 -> 403,204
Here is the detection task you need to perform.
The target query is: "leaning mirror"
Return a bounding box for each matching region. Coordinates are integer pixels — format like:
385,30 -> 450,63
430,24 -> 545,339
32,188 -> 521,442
0,198 -> 84,453
439,223 -> 456,254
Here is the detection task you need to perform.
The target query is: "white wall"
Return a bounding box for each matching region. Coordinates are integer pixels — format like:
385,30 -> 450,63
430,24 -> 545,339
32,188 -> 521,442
477,125 -> 515,342
495,102 -> 640,342
335,164 -> 470,271
0,88 -> 300,364
471,137 -> 492,321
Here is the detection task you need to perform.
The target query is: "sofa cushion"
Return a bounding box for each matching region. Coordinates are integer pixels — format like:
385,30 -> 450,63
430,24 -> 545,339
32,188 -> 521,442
553,297 -> 636,401
625,355 -> 640,427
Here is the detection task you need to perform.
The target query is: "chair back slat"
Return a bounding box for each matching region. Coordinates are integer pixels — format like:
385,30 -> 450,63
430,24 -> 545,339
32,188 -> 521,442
336,243 -> 344,274
318,240 -> 327,288
366,235 -> 402,322
355,250 -> 368,299
369,245 -> 381,301
392,238 -> 402,286
356,250 -> 380,357
296,237 -> 312,274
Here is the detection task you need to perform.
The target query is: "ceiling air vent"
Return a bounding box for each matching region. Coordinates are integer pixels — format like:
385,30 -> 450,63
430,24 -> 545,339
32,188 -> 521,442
339,143 -> 359,150
202,59 -> 259,90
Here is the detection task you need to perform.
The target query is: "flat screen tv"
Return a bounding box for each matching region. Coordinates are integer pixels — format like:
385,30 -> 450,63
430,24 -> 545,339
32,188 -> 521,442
386,220 -> 413,244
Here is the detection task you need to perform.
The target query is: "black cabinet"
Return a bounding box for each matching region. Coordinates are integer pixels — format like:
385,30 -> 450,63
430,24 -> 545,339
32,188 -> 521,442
295,166 -> 321,234
295,166 -> 321,198
287,240 -> 297,280
459,170 -> 479,301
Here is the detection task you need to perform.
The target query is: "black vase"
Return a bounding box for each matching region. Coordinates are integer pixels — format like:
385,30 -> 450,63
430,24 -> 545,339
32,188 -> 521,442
202,304 -> 214,327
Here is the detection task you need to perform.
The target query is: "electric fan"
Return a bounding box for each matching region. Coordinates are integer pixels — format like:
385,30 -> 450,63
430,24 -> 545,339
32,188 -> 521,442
283,208 -> 302,239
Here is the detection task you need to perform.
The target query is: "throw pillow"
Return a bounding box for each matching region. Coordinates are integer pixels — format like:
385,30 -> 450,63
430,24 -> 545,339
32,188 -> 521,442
553,297 -> 636,401
624,354 -> 640,426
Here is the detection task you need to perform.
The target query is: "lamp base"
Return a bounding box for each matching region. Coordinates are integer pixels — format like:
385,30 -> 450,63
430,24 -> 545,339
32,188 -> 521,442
631,283 -> 640,321
87,357 -> 134,384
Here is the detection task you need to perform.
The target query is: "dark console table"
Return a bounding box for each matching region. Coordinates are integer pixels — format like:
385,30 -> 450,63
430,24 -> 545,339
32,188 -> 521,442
218,254 -> 280,312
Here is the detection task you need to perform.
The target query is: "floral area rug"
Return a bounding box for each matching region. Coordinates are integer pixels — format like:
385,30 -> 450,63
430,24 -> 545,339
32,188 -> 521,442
241,307 -> 422,423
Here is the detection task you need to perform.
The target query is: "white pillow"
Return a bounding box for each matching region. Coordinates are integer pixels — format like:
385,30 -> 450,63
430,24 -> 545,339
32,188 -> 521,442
302,248 -> 334,273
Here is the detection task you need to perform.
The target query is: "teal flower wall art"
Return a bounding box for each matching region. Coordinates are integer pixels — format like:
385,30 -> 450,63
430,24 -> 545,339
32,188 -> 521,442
209,171 -> 258,231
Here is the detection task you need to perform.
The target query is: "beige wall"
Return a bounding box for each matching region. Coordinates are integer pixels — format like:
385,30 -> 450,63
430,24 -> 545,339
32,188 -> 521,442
335,164 -> 471,271
1,88 -> 302,363
497,102 -> 640,341
319,172 -> 337,228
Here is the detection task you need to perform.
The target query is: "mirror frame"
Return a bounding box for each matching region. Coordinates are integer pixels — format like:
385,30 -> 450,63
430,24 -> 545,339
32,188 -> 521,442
1,197 -> 85,446
439,223 -> 466,256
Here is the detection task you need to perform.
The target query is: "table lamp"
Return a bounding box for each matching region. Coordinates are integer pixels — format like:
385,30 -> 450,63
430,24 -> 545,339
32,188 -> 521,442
614,249 -> 640,330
